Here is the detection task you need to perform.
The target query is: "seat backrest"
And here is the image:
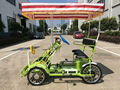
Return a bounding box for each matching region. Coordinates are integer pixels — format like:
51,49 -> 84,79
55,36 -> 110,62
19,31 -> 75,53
82,38 -> 96,49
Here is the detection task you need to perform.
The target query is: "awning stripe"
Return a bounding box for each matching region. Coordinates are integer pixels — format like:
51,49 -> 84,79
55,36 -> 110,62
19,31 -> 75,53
22,8 -> 103,12
22,5 -> 104,9
22,3 -> 104,6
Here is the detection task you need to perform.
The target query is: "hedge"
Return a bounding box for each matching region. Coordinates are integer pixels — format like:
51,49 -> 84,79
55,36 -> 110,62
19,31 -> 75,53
0,32 -> 33,48
88,31 -> 120,44
99,35 -> 120,44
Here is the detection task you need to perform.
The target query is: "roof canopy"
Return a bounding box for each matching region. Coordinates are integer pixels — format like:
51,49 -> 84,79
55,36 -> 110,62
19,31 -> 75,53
22,3 -> 104,20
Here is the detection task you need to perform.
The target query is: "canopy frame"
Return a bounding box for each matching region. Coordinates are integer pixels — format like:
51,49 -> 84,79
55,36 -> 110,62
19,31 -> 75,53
21,2 -> 104,44
21,3 -> 104,20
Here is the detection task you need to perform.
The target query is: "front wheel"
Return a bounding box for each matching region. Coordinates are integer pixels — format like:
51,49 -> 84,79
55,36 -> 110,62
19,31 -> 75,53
27,67 -> 47,86
82,64 -> 102,84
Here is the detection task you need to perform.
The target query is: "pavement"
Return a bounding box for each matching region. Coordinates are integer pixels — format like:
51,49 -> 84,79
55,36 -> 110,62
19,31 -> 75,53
0,35 -> 120,90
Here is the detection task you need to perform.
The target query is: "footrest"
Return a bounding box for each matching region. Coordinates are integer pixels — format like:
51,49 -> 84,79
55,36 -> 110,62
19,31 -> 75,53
60,61 -> 74,66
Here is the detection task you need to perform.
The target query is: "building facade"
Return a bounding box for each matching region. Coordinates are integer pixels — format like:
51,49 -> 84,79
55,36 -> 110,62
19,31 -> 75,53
0,0 -> 37,33
88,0 -> 120,21
77,0 -> 120,30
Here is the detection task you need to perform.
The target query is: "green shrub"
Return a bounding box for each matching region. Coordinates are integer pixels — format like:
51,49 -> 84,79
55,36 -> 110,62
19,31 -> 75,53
100,17 -> 109,31
68,19 -> 79,35
99,34 -> 120,44
61,24 -> 67,31
108,17 -> 118,30
9,21 -> 22,32
89,36 -> 97,39
101,17 -> 118,31
105,31 -> 120,36
0,20 -> 5,32
81,17 -> 118,31
81,22 -> 89,31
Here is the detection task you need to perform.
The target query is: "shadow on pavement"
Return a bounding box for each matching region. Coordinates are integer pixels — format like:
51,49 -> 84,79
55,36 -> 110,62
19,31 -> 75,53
97,63 -> 114,76
43,76 -> 104,86
28,63 -> 113,86
11,46 -> 40,51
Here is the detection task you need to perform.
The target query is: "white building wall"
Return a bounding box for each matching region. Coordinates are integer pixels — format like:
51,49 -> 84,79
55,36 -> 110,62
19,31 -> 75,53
78,0 -> 88,31
77,0 -> 120,30
0,0 -> 36,32
90,0 -> 120,22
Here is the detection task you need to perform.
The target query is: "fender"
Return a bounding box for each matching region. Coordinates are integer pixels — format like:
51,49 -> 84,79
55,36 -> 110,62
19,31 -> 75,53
82,62 -> 97,68
21,62 -> 48,77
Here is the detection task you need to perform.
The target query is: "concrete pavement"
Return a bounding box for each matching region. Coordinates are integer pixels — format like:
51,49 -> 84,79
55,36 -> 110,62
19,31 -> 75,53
0,35 -> 120,90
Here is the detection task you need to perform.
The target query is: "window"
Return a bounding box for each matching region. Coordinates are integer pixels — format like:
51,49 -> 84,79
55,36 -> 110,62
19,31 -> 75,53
97,0 -> 105,3
6,0 -> 16,6
33,25 -> 36,33
97,0 -> 105,9
88,0 -> 93,3
0,14 -> 1,21
19,3 -> 21,9
7,16 -> 16,31
119,15 -> 120,30
29,23 -> 32,32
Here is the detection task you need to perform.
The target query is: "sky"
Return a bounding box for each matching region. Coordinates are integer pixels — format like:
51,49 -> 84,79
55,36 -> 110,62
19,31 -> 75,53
29,0 -> 77,27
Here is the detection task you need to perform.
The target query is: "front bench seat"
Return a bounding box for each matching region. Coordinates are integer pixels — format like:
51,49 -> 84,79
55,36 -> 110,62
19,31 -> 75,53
72,49 -> 88,58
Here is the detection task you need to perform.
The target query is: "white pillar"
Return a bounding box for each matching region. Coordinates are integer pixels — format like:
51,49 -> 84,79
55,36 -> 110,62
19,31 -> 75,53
69,20 -> 72,28
78,0 -> 87,31
109,0 -> 112,17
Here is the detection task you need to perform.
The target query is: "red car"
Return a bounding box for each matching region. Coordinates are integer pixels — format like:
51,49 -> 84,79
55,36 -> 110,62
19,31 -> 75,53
73,31 -> 85,39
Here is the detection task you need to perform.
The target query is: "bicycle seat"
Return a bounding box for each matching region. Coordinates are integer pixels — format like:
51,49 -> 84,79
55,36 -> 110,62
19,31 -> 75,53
72,49 -> 88,58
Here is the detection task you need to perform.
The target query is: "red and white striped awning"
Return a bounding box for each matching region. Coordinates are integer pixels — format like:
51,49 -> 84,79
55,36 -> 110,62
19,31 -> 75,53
21,3 -> 104,20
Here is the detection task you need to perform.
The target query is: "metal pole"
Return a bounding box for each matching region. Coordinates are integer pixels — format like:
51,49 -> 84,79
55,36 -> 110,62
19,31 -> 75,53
50,14 -> 54,44
96,16 -> 101,42
27,50 -> 30,65
87,15 -> 91,38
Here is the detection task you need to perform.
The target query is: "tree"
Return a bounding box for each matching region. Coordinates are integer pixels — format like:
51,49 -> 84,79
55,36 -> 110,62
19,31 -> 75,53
72,19 -> 79,30
0,20 -> 5,32
37,26 -> 42,32
108,17 -> 118,31
69,19 -> 79,34
100,17 -> 110,31
81,17 -> 118,31
9,21 -> 22,32
81,22 -> 89,31
54,27 -> 57,30
39,20 -> 48,35
101,17 -> 118,31
61,24 -> 67,31
90,20 -> 99,29
21,27 -> 30,36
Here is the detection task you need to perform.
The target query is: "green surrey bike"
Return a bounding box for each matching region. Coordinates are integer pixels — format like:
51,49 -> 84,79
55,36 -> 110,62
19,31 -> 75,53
20,2 -> 104,86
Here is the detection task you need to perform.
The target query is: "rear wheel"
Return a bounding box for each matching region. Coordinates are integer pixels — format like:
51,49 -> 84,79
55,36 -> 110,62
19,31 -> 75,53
82,64 -> 102,84
27,67 -> 47,86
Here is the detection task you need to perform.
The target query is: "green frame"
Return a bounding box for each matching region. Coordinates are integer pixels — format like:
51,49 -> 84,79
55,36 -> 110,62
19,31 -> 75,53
21,38 -> 96,78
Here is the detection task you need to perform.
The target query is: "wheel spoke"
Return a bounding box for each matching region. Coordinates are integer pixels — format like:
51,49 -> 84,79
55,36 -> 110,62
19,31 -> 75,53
27,68 -> 46,85
82,65 -> 102,84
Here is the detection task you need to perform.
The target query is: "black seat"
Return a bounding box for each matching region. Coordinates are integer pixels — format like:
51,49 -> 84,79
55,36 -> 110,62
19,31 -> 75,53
72,49 -> 88,58
82,38 -> 96,49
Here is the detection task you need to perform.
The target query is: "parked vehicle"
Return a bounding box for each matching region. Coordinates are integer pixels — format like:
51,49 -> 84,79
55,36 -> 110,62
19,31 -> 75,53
33,32 -> 45,39
73,31 -> 85,39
